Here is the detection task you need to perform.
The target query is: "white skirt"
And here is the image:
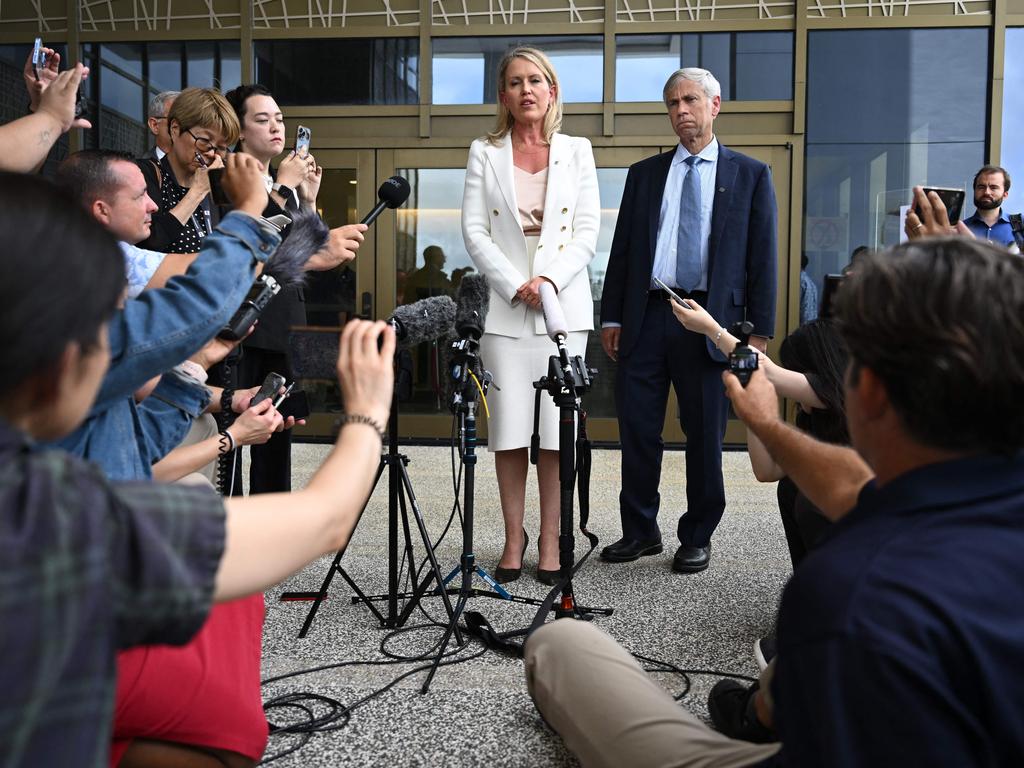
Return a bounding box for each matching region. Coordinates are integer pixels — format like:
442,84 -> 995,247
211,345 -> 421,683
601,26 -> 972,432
480,329 -> 588,452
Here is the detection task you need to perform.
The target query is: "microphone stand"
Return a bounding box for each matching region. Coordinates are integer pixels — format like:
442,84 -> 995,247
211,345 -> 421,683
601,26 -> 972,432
295,351 -> 459,637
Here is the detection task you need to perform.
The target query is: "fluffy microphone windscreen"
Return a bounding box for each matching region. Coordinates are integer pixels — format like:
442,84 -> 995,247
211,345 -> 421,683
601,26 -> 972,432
264,209 -> 330,287
539,281 -> 568,340
289,326 -> 341,380
390,295 -> 456,347
454,273 -> 490,339
379,176 -> 411,209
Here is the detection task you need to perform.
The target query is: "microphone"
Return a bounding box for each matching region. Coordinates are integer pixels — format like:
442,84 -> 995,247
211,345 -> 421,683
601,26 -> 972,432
288,295 -> 456,379
539,281 -> 567,342
454,273 -> 490,340
360,176 -> 411,226
389,295 -> 456,347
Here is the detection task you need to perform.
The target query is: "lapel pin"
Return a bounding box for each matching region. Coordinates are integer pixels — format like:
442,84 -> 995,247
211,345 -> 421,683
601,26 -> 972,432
718,187 -> 726,193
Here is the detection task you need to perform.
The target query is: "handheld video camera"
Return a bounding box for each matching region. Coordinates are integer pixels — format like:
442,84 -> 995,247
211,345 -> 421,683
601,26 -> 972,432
218,275 -> 281,341
728,320 -> 758,387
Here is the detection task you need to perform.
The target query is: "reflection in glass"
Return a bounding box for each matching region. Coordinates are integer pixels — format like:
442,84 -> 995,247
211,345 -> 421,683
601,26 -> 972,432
615,33 -> 793,102
187,42 -> 216,89
804,29 -> 987,295
100,65 -> 143,121
393,166 -> 628,417
432,36 -> 603,104
255,39 -> 418,105
1001,28 -> 1024,214
100,43 -> 143,78
219,41 -> 242,92
148,42 -> 183,92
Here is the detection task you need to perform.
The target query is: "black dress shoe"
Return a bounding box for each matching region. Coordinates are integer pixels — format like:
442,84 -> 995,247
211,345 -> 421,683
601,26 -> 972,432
495,530 -> 529,584
707,680 -> 776,743
600,537 -> 663,563
672,543 -> 711,573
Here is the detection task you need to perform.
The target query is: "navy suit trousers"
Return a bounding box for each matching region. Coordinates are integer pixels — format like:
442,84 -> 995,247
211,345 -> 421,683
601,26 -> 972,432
614,293 -> 729,548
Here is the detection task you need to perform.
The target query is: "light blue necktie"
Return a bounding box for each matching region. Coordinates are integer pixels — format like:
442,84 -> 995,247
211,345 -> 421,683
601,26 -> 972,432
676,155 -> 702,292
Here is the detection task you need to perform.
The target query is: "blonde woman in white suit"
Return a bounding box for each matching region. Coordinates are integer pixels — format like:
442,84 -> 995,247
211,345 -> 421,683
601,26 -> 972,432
461,46 -> 600,585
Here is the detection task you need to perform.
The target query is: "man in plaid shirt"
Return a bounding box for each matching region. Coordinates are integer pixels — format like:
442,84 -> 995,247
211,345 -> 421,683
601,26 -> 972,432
0,167 -> 396,767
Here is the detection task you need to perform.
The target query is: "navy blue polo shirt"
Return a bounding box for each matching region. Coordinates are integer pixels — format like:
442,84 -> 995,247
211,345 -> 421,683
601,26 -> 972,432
963,210 -> 1017,247
763,453 -> 1024,767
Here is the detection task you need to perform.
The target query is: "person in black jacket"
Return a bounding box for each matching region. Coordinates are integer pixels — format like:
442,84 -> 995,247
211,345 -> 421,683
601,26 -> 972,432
135,87 -> 238,254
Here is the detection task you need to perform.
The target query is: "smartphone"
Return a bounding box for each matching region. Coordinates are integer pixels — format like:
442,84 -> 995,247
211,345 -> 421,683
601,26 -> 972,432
31,38 -> 45,80
207,167 -> 231,206
653,277 -> 690,308
295,125 -> 311,156
250,372 -> 287,408
820,274 -> 844,319
916,186 -> 966,225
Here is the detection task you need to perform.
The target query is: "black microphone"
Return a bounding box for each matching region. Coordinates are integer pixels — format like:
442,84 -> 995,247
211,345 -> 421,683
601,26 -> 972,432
288,295 -> 456,379
454,273 -> 490,340
389,295 -> 456,347
360,176 -> 411,226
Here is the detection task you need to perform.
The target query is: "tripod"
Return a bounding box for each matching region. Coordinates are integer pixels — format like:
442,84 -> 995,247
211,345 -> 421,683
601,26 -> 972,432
420,335 -> 613,687
296,369 -> 459,638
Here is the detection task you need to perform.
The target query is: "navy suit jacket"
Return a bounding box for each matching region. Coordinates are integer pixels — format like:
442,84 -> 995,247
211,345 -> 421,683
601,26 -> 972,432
600,143 -> 778,361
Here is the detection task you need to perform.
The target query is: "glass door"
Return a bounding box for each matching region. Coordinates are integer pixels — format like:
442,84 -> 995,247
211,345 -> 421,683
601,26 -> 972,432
292,149 -> 377,440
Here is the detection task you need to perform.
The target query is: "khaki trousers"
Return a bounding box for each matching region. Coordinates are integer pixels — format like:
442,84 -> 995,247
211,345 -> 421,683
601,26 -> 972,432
525,620 -> 781,768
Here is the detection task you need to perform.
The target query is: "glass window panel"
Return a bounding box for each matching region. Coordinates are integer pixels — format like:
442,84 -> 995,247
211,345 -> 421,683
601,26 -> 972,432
100,64 -> 143,122
1001,28 -> 1024,220
147,42 -> 182,93
219,41 -> 242,92
187,42 -> 216,89
804,28 -> 987,293
101,43 -> 143,78
432,36 -> 602,105
735,32 -> 792,101
255,39 -> 418,105
615,33 -> 793,102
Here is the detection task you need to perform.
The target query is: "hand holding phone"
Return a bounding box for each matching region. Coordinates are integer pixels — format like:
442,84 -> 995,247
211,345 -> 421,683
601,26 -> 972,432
653,277 -> 691,309
914,186 -> 965,226
250,372 -> 287,408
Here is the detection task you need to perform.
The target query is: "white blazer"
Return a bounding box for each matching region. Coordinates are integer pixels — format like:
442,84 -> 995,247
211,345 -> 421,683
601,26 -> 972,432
461,132 -> 600,338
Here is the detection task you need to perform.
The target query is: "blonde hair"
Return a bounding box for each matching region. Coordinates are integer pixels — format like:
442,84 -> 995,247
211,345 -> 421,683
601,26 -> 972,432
486,46 -> 563,146
167,87 -> 240,146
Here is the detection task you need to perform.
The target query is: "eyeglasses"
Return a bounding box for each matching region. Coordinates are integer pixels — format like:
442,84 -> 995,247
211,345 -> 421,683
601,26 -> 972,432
185,128 -> 229,156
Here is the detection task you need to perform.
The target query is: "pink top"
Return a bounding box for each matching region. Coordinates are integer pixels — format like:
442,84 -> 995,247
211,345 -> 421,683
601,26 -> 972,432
514,165 -> 548,236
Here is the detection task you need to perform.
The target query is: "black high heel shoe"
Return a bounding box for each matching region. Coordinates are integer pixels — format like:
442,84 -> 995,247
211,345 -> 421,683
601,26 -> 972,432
494,529 -> 528,584
536,539 -> 561,586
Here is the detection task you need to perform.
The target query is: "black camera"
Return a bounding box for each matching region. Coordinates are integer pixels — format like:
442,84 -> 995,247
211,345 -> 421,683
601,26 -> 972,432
218,275 -> 280,341
728,320 -> 758,387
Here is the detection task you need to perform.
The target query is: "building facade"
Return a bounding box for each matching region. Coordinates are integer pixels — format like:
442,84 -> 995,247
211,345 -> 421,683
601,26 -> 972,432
1,0 -> 1019,441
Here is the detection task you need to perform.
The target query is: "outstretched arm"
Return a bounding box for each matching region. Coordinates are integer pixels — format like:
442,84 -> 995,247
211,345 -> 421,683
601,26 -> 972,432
213,320 -> 395,601
723,368 -> 872,520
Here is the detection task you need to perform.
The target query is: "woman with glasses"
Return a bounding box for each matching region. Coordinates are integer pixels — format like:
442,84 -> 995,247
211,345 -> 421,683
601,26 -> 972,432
136,87 -> 239,254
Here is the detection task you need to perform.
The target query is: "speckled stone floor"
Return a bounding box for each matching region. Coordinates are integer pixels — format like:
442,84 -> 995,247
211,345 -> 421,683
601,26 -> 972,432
259,444 -> 789,766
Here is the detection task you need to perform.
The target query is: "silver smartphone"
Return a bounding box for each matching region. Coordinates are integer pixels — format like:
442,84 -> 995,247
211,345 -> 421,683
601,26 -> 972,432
653,277 -> 690,309
295,125 -> 311,156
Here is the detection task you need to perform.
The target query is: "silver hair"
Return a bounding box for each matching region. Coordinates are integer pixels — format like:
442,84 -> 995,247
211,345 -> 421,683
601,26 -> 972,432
148,90 -> 180,119
662,68 -> 721,104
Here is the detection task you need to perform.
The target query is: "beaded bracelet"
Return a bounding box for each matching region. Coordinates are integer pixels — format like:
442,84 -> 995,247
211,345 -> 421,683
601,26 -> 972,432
336,413 -> 386,442
218,429 -> 236,455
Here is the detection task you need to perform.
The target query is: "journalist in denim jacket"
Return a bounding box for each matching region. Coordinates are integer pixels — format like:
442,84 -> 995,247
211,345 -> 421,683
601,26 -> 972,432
49,212 -> 280,480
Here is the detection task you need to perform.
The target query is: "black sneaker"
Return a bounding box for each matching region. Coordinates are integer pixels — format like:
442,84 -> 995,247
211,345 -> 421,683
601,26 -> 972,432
754,636 -> 777,672
707,680 -> 776,743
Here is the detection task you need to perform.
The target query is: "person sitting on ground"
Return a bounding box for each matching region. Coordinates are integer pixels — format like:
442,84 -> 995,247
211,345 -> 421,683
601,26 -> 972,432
525,233 -> 1024,767
0,171 -> 395,766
